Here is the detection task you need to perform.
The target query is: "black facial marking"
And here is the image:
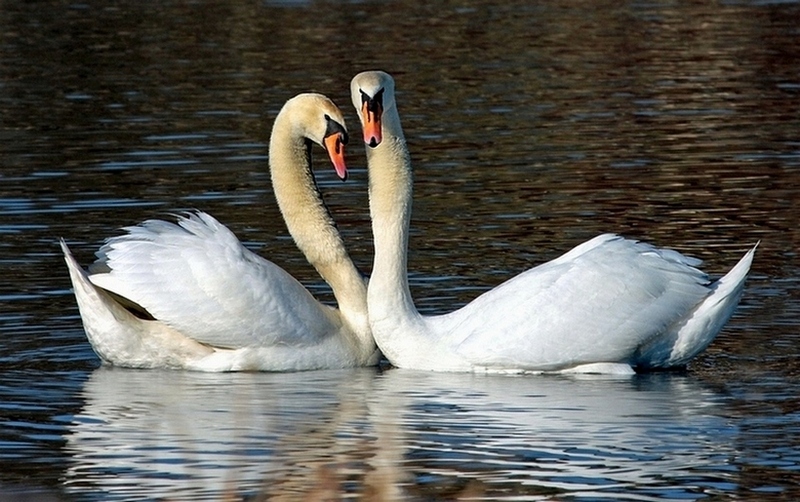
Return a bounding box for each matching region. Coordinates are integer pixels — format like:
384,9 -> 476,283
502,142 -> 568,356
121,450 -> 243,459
372,88 -> 384,111
361,88 -> 384,114
324,114 -> 348,144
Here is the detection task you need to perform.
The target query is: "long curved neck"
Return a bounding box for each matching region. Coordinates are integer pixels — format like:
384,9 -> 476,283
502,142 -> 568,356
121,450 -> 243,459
365,106 -> 420,329
268,114 -> 368,327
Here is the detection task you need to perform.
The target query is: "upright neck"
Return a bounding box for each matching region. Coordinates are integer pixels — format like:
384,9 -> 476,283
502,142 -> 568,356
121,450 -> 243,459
269,118 -> 368,328
365,107 -> 418,325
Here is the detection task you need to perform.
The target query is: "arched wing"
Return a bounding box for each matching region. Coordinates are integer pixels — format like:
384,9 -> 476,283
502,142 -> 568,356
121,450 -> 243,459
450,234 -> 711,370
89,212 -> 339,349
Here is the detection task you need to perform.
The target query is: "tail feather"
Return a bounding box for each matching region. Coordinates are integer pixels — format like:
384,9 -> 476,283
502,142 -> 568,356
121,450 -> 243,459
62,239 -> 143,364
61,239 -> 213,368
637,243 -> 758,368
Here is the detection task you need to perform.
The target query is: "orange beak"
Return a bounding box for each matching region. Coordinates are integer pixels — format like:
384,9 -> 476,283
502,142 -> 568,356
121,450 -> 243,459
361,99 -> 383,148
323,132 -> 348,181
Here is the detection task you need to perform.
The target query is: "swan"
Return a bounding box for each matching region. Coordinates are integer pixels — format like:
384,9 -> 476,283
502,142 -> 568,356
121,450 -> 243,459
351,70 -> 756,374
62,93 -> 379,371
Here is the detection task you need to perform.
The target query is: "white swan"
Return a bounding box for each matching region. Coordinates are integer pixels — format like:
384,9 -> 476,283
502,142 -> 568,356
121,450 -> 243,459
62,93 -> 379,371
351,70 -> 756,374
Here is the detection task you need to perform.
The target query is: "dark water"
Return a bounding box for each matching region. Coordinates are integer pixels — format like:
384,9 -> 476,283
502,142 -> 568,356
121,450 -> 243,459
1,0 -> 799,499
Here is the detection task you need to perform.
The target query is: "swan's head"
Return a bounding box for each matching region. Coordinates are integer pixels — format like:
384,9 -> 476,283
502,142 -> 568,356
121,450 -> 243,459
350,71 -> 395,149
281,93 -> 350,181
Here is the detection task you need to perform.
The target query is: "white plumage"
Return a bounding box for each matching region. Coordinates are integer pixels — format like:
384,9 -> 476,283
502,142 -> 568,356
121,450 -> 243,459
63,93 -> 378,371
352,70 -> 755,374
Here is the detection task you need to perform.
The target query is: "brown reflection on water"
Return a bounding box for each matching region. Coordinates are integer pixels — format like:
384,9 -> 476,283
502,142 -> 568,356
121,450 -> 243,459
0,0 -> 796,354
0,0 -> 796,346
0,0 -> 799,496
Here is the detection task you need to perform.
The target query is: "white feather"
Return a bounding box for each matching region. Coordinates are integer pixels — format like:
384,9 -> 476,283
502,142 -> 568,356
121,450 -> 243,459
353,70 -> 755,374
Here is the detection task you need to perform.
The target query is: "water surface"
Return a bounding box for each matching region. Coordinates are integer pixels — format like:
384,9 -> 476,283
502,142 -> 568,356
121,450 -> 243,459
1,0 -> 799,499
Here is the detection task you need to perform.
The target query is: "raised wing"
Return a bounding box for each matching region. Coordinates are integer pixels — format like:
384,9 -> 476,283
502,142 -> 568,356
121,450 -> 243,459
89,212 -> 339,349
449,234 -> 711,370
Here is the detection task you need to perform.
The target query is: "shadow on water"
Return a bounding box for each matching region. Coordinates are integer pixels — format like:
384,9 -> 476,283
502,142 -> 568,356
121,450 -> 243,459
0,0 -> 799,499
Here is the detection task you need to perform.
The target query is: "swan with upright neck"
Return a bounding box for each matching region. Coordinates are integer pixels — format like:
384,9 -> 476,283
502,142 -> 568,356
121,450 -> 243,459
351,70 -> 756,374
62,93 -> 379,371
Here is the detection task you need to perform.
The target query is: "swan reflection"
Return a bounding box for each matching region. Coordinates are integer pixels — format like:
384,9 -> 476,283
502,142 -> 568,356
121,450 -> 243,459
64,367 -> 735,500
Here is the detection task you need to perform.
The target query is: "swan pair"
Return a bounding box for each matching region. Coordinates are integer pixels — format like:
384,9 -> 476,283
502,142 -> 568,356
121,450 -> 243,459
63,71 -> 756,373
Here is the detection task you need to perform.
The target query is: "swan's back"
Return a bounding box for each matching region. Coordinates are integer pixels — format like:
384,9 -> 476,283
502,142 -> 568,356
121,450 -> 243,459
447,234 -> 734,371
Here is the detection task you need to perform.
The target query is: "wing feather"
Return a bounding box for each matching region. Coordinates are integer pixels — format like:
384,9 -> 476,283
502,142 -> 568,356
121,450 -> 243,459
89,212 -> 338,349
452,234 -> 710,370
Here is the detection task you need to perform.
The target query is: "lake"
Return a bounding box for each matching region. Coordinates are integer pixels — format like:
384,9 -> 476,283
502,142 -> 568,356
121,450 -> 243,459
1,0 -> 799,500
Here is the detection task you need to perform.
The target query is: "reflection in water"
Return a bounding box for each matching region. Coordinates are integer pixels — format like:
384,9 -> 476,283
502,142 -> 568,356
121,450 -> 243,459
368,371 -> 740,500
64,367 -> 742,500
64,368 -> 378,500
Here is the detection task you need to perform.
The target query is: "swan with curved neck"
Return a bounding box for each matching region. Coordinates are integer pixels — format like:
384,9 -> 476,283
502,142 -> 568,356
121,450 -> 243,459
63,93 -> 379,371
352,70 -> 756,374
